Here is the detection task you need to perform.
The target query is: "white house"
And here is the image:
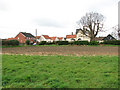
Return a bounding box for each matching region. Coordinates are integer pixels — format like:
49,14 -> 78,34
35,36 -> 41,42
40,35 -> 51,42
58,37 -> 65,41
66,35 -> 76,42
50,37 -> 59,42
76,29 -> 90,41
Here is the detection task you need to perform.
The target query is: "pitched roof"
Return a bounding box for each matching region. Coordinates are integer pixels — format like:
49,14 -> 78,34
35,36 -> 41,39
21,32 -> 35,38
93,37 -> 105,41
42,35 -> 50,39
8,38 -> 16,40
50,37 -> 57,40
66,35 -> 76,39
58,37 -> 63,40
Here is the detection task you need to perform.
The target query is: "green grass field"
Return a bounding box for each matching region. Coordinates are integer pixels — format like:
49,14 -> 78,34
2,55 -> 118,88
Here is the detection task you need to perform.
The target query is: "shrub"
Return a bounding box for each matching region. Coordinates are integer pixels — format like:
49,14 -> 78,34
69,42 -> 74,45
56,41 -> 69,45
73,41 -> 89,45
26,40 -> 30,45
2,40 -> 19,46
89,41 -> 99,45
102,40 -> 120,45
39,41 -> 46,45
46,42 -> 55,45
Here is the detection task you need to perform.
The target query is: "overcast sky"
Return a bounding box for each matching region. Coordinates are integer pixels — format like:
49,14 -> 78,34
0,0 -> 119,39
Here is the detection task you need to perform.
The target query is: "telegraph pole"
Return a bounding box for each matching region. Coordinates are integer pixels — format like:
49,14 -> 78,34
36,29 -> 37,44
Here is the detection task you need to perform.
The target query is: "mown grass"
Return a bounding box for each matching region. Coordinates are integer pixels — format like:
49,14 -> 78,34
2,55 -> 118,88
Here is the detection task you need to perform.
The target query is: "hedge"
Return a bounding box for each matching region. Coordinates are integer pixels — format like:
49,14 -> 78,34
89,41 -> 99,45
73,41 -> 89,45
2,40 -> 19,46
101,40 -> 120,45
56,41 -> 69,45
39,41 -> 46,45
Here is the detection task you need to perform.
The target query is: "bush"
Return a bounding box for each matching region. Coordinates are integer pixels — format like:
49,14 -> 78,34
26,40 -> 30,45
102,40 -> 120,45
56,41 -> 69,45
46,42 -> 55,45
39,41 -> 46,45
69,42 -> 74,45
2,40 -> 19,46
73,41 -> 89,45
89,41 -> 99,45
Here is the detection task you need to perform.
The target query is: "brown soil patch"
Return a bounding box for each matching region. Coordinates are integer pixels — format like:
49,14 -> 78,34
2,46 -> 119,56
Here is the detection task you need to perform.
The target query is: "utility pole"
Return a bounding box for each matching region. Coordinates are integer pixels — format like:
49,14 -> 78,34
36,29 -> 37,44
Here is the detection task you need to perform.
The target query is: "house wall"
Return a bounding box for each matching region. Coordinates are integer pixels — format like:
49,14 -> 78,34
15,33 -> 35,44
66,38 -> 76,42
15,33 -> 26,43
40,36 -> 51,42
76,32 -> 90,41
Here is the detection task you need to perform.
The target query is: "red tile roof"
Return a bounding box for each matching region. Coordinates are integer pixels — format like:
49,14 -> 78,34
58,37 -> 63,40
8,38 -> 16,40
35,36 -> 41,39
66,35 -> 76,38
50,37 -> 57,40
42,35 -> 50,39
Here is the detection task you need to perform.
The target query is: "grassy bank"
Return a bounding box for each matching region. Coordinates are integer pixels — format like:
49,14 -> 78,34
2,55 -> 118,88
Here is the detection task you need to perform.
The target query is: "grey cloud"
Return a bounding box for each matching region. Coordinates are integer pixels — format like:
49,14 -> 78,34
34,18 -> 65,28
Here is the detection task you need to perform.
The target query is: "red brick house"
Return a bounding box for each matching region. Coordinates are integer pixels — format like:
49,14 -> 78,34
14,32 -> 35,44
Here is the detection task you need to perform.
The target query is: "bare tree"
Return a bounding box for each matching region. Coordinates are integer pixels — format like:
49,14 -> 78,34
111,25 -> 120,40
77,12 -> 104,41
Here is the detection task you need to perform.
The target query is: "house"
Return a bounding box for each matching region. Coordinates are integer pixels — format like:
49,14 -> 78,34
66,35 -> 76,42
35,36 -> 41,42
93,34 -> 116,43
50,37 -> 59,42
76,29 -> 90,41
103,34 -> 116,41
58,37 -> 64,41
39,35 -> 51,42
15,32 -> 35,44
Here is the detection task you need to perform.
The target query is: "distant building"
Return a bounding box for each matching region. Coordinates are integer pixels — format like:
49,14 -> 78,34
58,37 -> 64,41
40,35 -> 51,42
8,32 -> 35,44
66,35 -> 76,42
35,36 -> 41,42
50,37 -> 59,42
93,34 -> 116,43
76,29 -> 90,41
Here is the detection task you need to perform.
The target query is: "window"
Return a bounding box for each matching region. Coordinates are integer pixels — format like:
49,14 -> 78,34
18,37 -> 19,40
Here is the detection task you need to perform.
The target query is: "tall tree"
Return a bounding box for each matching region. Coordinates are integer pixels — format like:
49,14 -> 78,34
111,25 -> 120,40
77,12 -> 104,41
